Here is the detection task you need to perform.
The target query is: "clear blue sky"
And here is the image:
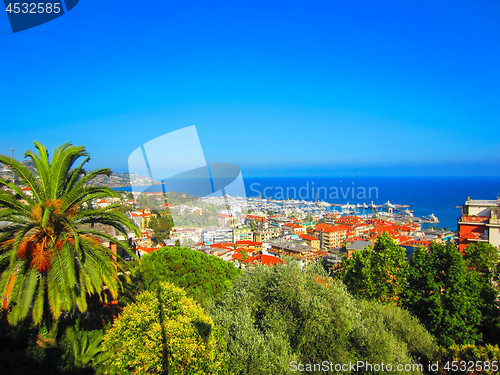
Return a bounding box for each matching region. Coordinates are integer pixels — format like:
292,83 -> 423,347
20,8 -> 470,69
0,0 -> 499,177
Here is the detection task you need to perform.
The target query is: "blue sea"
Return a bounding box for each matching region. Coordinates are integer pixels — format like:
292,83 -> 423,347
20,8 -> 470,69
114,176 -> 500,231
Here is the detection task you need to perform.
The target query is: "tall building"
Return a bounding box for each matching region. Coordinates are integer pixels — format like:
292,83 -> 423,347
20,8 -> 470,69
312,223 -> 350,249
458,197 -> 500,253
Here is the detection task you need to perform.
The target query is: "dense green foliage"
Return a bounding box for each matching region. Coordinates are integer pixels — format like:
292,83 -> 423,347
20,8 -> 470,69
353,300 -> 436,364
140,247 -> 241,305
339,232 -> 409,305
463,242 -> 500,344
0,143 -> 139,326
404,242 -> 483,347
102,282 -> 229,375
209,261 -> 435,374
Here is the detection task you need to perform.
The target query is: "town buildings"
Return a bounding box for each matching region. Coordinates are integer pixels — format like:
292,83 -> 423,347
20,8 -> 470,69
86,191 -> 460,273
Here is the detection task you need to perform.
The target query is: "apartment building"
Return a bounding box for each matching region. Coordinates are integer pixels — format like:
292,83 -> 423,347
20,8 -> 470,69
458,197 -> 500,253
312,223 -> 350,249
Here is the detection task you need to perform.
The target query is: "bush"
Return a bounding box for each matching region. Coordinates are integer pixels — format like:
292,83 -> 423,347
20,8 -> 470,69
102,282 -> 229,375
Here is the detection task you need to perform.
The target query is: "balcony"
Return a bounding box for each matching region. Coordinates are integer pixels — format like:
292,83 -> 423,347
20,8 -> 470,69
462,232 -> 489,242
458,215 -> 490,225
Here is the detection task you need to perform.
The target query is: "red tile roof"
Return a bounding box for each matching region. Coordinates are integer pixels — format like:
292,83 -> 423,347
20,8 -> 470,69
300,234 -> 319,241
314,223 -> 350,233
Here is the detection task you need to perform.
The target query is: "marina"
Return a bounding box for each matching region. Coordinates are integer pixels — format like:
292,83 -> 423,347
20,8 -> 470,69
202,195 -> 440,226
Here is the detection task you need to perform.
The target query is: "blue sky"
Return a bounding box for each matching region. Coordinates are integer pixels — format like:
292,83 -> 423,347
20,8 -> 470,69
0,0 -> 499,176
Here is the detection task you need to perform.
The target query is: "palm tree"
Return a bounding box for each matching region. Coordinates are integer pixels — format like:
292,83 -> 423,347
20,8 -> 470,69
0,142 -> 140,325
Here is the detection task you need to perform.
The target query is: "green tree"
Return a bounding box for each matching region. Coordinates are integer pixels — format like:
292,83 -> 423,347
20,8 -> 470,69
340,232 -> 409,305
140,247 -> 241,305
148,213 -> 173,245
463,242 -> 500,344
102,282 -> 229,375
404,242 -> 482,347
209,261 -> 434,374
0,142 -> 139,326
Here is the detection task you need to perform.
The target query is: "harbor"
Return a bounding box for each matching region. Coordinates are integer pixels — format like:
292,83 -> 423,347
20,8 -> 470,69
202,194 -> 441,227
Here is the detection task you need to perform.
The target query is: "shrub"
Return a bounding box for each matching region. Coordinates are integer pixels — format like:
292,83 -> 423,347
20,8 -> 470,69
102,282 -> 229,375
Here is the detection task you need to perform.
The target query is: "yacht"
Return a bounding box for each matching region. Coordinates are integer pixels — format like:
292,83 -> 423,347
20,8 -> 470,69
423,213 -> 439,222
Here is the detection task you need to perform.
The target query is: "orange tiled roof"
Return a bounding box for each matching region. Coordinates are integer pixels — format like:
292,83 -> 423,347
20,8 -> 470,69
300,234 -> 319,241
314,223 -> 350,233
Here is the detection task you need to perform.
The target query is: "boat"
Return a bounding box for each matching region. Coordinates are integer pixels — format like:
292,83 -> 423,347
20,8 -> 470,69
422,213 -> 439,223
382,200 -> 396,209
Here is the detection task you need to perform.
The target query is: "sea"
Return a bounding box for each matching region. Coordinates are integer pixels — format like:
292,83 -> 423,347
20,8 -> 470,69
114,176 -> 500,232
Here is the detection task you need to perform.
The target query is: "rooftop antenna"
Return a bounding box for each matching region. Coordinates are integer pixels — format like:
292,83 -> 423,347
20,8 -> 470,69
4,148 -> 14,158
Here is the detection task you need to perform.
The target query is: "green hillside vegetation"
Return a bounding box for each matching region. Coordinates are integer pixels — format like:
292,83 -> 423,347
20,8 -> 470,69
208,261 -> 436,375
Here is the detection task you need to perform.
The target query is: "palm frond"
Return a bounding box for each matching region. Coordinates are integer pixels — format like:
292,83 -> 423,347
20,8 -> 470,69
0,176 -> 34,204
64,156 -> 90,195
0,155 -> 43,202
63,186 -> 120,213
0,193 -> 33,216
49,143 -> 87,199
25,142 -> 51,199
32,276 -> 46,325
